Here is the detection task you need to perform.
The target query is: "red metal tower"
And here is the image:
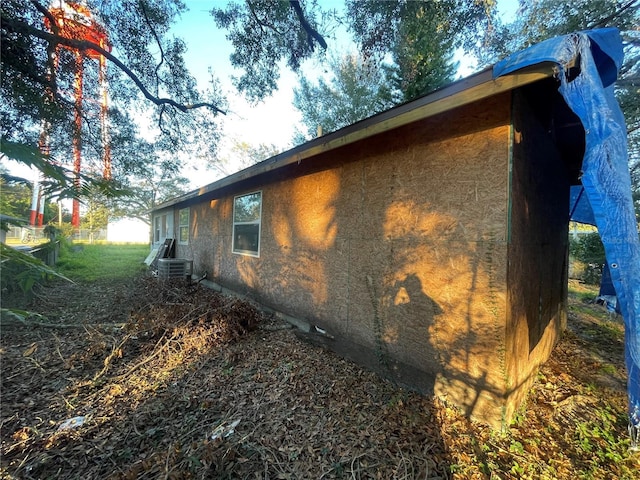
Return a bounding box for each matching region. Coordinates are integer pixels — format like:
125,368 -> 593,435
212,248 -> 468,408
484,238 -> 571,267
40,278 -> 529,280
33,1 -> 112,228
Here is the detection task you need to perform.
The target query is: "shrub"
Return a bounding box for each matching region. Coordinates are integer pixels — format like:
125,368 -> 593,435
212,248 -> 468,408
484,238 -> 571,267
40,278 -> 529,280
0,243 -> 59,298
569,233 -> 606,285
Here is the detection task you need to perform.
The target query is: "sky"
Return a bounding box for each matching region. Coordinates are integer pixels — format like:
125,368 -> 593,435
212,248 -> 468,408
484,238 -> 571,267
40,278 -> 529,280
171,2 -> 302,148
3,0 -> 520,190
171,0 -> 349,185
173,0 -> 520,186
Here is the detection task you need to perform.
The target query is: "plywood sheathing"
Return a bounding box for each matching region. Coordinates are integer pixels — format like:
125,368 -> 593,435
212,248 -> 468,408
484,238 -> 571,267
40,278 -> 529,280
180,93 -> 516,427
504,83 -> 571,422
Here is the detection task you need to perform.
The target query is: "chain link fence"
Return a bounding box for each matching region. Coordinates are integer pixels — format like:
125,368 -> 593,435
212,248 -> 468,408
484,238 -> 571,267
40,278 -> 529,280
5,226 -> 108,244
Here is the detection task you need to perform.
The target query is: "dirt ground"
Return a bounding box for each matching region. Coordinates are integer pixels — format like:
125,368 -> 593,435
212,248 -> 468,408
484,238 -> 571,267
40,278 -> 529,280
1,276 -> 638,479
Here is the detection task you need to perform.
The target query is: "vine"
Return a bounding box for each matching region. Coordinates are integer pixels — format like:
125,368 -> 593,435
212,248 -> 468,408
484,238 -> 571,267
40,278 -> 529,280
366,274 -> 391,373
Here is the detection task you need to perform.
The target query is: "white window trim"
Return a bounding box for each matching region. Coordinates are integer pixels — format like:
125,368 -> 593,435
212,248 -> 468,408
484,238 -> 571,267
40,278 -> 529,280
153,216 -> 161,244
152,212 -> 173,246
232,191 -> 262,257
178,207 -> 190,245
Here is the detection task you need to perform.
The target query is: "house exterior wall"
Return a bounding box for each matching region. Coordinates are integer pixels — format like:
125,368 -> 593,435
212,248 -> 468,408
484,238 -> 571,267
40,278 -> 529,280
177,93 -> 515,427
505,83 -> 571,422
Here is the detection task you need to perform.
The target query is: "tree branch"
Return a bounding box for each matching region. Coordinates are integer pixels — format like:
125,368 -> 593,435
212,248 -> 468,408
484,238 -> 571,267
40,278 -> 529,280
588,0 -> 639,29
30,0 -> 59,97
2,16 -> 226,115
138,0 -> 165,96
289,0 -> 327,50
29,0 -> 57,31
247,1 -> 267,34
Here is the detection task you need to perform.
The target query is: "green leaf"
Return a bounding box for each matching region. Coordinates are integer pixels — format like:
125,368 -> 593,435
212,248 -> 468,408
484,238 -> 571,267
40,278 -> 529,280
0,140 -> 69,184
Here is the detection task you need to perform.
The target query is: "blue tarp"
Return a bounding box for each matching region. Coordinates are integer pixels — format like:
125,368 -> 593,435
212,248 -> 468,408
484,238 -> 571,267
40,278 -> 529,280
495,29 -> 640,441
569,185 -> 595,225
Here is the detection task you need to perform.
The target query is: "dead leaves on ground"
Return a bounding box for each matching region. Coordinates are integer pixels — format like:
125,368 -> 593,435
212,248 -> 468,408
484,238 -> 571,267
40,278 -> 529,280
1,277 -> 638,479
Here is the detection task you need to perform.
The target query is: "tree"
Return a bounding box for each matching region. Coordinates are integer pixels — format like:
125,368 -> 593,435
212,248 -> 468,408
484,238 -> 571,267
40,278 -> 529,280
478,0 -> 640,218
82,187 -> 110,240
1,0 -> 226,194
385,3 -> 457,102
3,0 -> 500,206
0,173 -> 32,222
293,53 -> 395,141
570,232 -> 607,284
212,1 -> 496,105
211,0 -> 329,102
289,1 -> 495,143
346,0 -> 496,101
108,144 -> 192,226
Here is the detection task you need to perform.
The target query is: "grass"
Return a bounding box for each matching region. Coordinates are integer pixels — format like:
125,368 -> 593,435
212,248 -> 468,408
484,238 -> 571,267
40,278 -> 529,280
56,243 -> 150,282
568,279 -> 599,303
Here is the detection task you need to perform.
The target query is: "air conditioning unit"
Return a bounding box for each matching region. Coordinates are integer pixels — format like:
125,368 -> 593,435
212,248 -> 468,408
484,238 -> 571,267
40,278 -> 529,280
157,258 -> 193,279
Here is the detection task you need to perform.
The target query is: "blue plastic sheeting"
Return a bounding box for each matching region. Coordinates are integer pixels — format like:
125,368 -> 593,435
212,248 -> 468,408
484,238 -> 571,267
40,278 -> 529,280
569,185 -> 595,225
495,29 -> 640,436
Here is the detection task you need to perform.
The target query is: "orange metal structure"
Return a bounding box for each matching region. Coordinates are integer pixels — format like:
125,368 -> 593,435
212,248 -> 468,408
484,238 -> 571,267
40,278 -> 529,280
34,1 -> 112,228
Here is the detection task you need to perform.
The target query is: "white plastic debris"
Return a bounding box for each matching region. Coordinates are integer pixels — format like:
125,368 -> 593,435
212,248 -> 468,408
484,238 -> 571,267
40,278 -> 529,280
210,419 -> 240,441
57,416 -> 86,431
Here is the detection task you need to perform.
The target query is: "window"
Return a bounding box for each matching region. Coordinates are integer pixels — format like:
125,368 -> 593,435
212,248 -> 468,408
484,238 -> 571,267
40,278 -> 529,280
154,216 -> 161,244
178,208 -> 189,244
152,213 -> 173,246
233,191 -> 262,256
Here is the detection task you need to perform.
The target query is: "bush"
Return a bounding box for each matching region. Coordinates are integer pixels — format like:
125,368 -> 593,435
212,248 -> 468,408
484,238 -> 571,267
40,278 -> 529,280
569,232 -> 606,285
0,243 -> 60,299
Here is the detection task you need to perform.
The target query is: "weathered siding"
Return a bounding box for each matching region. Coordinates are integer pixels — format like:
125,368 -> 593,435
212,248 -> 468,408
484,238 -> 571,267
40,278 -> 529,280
178,93 -> 513,426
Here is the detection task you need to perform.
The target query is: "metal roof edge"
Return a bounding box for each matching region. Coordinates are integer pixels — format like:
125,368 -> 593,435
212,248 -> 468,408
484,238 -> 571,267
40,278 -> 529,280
153,62 -> 558,212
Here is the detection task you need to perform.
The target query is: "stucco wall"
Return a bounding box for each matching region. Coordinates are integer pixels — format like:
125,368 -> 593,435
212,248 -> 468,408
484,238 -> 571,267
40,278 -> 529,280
177,93 -> 514,426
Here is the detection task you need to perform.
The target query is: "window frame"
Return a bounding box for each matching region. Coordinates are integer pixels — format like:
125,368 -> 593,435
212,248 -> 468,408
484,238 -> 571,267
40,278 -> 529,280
178,207 -> 190,245
152,212 -> 173,246
154,216 -> 161,244
232,191 -> 262,257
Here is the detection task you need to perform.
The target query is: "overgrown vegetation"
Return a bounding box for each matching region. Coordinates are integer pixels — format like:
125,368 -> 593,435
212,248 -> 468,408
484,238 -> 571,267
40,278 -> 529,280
1,241 -> 147,327
1,241 -> 147,302
0,243 -> 60,298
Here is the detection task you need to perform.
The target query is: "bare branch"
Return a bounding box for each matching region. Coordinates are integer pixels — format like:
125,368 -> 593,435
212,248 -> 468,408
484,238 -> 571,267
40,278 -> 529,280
2,15 -> 226,115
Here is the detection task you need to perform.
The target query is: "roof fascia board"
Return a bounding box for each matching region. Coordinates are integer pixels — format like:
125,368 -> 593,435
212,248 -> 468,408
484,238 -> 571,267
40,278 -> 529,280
154,63 -> 558,212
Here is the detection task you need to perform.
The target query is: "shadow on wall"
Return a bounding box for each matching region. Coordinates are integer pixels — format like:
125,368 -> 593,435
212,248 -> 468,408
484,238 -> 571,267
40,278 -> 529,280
386,273 -> 443,369
369,273 -> 445,390
376,237 -> 504,423
210,95 -> 560,426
